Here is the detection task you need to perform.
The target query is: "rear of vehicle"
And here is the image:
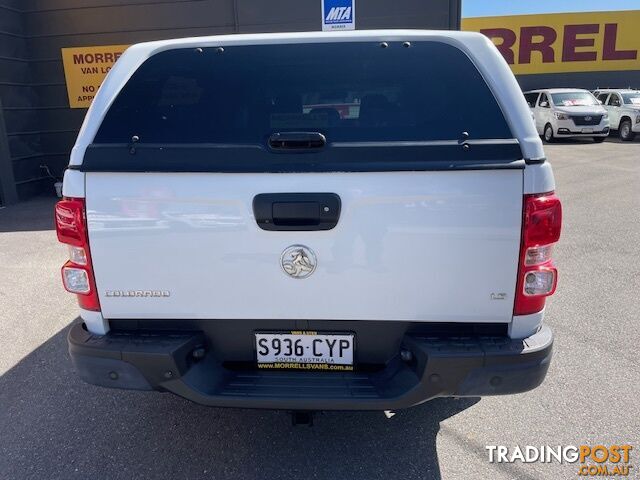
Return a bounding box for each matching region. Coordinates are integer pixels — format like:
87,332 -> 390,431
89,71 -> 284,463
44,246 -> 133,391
594,89 -> 640,141
526,89 -> 609,142
58,31 -> 560,410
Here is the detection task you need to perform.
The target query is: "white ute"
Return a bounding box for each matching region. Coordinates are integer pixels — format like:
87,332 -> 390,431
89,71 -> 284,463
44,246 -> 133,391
594,89 -> 640,141
58,30 -> 561,411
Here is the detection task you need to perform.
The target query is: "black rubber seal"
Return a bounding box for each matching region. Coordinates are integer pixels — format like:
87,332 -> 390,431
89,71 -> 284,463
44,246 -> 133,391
75,140 -> 525,173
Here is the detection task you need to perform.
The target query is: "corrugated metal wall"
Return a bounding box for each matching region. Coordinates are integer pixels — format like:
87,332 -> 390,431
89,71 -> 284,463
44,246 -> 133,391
0,0 -> 31,204
0,0 -> 459,203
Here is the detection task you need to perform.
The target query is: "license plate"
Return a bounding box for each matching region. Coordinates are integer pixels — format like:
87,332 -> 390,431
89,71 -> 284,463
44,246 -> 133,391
582,128 -> 593,133
255,331 -> 354,370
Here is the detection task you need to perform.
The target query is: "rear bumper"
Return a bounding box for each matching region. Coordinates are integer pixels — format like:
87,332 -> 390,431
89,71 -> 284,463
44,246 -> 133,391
68,323 -> 553,410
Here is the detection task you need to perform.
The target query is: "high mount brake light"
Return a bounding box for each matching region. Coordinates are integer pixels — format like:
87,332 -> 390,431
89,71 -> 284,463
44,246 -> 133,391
55,198 -> 100,311
514,192 -> 562,316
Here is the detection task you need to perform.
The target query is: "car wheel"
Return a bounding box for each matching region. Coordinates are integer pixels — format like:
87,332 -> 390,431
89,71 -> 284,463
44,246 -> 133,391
593,137 -> 606,143
543,124 -> 555,143
619,119 -> 636,141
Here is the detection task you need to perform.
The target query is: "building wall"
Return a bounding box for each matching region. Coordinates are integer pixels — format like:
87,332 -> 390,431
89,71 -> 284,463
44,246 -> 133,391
0,0 -> 34,204
0,0 -> 459,203
516,70 -> 640,92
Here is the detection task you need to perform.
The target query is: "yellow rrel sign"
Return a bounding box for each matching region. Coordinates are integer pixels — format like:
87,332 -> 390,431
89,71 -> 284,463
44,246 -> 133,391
61,45 -> 129,108
462,10 -> 640,75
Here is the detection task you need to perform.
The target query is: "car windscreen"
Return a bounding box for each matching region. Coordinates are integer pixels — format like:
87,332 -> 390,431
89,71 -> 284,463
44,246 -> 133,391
94,41 -> 513,145
621,93 -> 640,105
550,92 -> 599,107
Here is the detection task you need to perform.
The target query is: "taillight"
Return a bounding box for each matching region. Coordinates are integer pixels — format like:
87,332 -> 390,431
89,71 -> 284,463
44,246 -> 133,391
55,198 -> 100,311
514,192 -> 562,316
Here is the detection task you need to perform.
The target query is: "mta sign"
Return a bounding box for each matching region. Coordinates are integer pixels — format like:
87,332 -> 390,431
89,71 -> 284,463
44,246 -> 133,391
322,0 -> 355,31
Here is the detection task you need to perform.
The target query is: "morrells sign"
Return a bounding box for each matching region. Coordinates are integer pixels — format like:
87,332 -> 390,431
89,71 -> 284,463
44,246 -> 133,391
61,45 -> 129,108
462,10 -> 640,75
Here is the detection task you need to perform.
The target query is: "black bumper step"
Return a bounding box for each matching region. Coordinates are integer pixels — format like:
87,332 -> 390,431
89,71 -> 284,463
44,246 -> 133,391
68,323 -> 553,410
220,371 -> 379,399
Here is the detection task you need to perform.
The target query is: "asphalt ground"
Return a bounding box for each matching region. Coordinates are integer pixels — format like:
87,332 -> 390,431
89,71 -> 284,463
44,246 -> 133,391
1,137 -> 638,479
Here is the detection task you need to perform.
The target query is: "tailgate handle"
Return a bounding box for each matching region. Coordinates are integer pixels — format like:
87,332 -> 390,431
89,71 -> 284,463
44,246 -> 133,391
253,193 -> 341,231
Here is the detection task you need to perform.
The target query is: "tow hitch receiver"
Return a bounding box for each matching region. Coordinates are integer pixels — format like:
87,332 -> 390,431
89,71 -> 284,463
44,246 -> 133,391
291,411 -> 314,426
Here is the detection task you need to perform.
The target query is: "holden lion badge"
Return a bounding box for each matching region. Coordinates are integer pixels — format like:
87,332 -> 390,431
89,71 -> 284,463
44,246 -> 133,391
281,245 -> 317,279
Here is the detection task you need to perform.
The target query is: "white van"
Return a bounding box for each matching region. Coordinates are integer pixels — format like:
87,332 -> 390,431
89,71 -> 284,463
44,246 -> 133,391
524,88 -> 609,143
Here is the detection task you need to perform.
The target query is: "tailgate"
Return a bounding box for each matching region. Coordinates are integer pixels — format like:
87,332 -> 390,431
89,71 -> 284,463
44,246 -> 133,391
86,169 -> 522,323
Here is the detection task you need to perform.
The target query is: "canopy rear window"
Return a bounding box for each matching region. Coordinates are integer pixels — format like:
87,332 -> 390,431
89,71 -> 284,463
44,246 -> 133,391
94,41 -> 513,144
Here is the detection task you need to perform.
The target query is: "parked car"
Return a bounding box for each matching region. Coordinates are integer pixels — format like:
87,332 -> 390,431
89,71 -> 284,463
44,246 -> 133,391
593,89 -> 640,141
523,88 -> 609,143
57,30 -> 561,413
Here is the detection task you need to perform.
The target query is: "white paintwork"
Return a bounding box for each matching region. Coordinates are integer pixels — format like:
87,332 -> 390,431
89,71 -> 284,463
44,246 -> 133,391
524,162 -> 555,195
509,310 -> 544,339
524,88 -> 610,139
86,170 -> 523,323
80,308 -> 109,335
62,169 -> 85,198
593,89 -> 640,133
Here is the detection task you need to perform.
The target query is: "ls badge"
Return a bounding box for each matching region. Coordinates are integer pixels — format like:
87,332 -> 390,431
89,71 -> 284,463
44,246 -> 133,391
281,245 -> 317,279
